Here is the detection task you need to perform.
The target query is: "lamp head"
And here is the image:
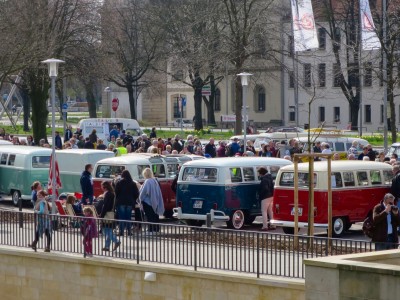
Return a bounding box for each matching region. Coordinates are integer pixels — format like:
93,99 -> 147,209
41,58 -> 65,77
237,72 -> 253,86
104,86 -> 112,93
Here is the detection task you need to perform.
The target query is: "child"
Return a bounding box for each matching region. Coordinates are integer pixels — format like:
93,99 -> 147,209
81,207 -> 98,258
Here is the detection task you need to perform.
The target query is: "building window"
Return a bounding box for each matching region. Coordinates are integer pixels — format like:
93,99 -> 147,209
333,63 -> 342,87
319,106 -> 325,123
318,28 -> 326,49
348,63 -> 359,86
304,63 -> 311,87
318,63 -> 326,87
380,104 -> 384,123
364,62 -> 372,87
334,107 -> 340,122
365,105 -> 371,123
255,86 -> 266,112
214,88 -> 221,111
288,36 -> 294,57
173,96 -> 186,119
289,106 -> 296,122
289,71 -> 294,88
333,28 -> 341,50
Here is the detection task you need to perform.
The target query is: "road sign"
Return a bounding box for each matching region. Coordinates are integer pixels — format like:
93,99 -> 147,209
202,85 -> 211,96
62,103 -> 68,113
112,98 -> 119,112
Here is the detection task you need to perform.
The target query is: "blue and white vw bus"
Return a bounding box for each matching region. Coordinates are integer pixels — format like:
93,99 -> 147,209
173,157 -> 292,229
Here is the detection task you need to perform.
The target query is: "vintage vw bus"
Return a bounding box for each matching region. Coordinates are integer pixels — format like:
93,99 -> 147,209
271,161 -> 392,236
93,153 -> 203,218
173,157 -> 292,229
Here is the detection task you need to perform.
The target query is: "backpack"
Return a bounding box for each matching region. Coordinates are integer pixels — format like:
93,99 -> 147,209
362,215 -> 374,238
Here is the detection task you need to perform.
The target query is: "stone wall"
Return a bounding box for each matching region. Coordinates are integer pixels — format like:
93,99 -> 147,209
305,250 -> 400,300
0,247 -> 305,300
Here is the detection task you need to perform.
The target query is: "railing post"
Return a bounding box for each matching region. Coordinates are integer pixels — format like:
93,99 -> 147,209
257,232 -> 260,278
194,230 -> 197,272
18,199 -> 23,228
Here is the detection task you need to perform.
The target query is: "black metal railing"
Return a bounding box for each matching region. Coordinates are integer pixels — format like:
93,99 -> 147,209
0,209 -> 376,279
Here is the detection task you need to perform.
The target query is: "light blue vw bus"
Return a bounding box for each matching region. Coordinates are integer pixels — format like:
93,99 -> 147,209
173,157 -> 292,229
0,146 -> 52,205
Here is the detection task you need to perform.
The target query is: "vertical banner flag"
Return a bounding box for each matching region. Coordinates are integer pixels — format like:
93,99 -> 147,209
360,0 -> 381,50
291,0 -> 319,52
48,154 -> 62,197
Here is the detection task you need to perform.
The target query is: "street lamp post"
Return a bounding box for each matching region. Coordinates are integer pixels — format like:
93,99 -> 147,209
41,58 -> 64,214
104,86 -> 112,118
237,72 -> 252,152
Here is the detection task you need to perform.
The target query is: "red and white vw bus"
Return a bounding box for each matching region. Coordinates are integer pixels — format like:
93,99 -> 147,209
271,161 -> 393,236
93,153 -> 204,218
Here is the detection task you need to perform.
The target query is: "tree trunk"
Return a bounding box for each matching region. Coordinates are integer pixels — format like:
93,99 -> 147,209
85,81 -> 97,118
126,84 -> 137,120
20,85 -> 30,132
234,77 -> 242,134
30,88 -> 49,145
349,99 -> 359,132
389,93 -> 396,142
207,77 -> 216,125
194,86 -> 203,130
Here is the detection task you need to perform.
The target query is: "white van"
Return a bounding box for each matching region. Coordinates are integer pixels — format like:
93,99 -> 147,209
77,118 -> 142,142
55,149 -> 115,194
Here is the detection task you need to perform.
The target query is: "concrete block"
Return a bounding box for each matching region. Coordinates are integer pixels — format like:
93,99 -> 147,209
339,270 -> 379,299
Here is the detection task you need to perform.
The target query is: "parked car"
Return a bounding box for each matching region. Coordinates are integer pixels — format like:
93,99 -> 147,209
174,119 -> 193,128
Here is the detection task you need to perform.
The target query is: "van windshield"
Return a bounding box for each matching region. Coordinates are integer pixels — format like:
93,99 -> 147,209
95,165 -> 125,178
126,128 -> 140,136
182,167 -> 217,182
32,156 -> 51,168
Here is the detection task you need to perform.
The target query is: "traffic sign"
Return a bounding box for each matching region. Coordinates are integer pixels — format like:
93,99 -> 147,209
202,85 -> 211,96
62,103 -> 68,113
112,98 -> 119,112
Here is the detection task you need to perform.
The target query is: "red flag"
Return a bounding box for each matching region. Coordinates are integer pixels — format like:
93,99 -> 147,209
48,154 -> 62,196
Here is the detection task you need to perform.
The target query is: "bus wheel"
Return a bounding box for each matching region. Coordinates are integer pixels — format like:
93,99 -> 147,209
244,215 -> 256,225
332,217 -> 346,237
227,210 -> 245,230
12,190 -> 20,207
282,227 -> 296,235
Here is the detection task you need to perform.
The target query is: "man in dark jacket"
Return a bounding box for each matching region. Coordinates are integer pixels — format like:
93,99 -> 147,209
390,165 -> 400,206
80,164 -> 94,205
54,131 -> 63,149
205,138 -> 217,158
372,193 -> 400,250
114,170 -> 139,236
64,125 -> 73,142
258,167 -> 275,231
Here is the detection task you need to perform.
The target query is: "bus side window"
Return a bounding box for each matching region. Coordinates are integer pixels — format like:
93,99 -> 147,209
0,153 -> 7,165
152,164 -> 166,178
243,167 -> 255,181
334,142 -> 345,152
383,170 -> 392,185
230,168 -> 242,183
8,154 -> 16,166
343,172 -> 355,187
331,172 -> 342,188
357,171 -> 369,186
370,170 -> 382,185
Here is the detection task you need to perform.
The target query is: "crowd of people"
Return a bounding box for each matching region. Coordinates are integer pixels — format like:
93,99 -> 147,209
29,163 -> 164,256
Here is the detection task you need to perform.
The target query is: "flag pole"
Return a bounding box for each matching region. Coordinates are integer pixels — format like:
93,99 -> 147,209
383,0 -> 388,151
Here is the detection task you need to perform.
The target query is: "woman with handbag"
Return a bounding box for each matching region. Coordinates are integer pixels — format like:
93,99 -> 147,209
100,181 -> 120,252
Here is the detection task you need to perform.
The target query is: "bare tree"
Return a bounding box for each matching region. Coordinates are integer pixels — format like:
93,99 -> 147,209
221,0 -> 276,134
101,0 -> 163,120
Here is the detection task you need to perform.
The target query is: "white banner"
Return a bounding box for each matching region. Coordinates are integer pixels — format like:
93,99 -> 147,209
291,0 -> 319,52
360,0 -> 381,50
